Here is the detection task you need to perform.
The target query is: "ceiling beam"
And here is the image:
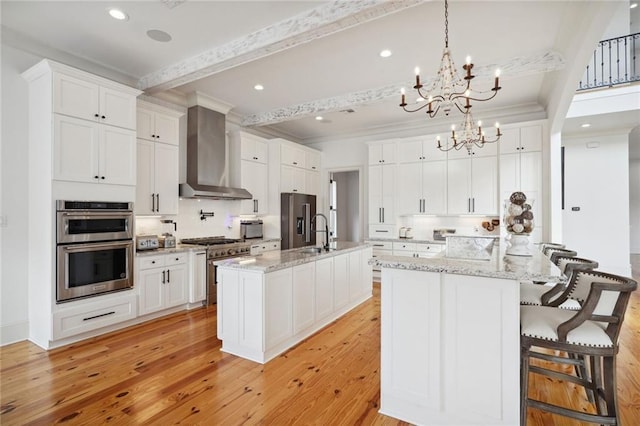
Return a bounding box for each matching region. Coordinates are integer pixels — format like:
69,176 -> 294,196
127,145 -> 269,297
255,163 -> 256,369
138,0 -> 428,93
241,50 -> 566,127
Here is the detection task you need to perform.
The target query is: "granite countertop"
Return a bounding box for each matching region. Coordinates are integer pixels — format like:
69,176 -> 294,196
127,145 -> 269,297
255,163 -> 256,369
370,244 -> 565,282
246,238 -> 282,244
214,241 -> 370,273
367,237 -> 445,245
136,244 -> 206,257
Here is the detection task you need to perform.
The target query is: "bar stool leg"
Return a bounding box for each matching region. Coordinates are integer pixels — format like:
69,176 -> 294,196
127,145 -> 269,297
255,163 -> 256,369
521,345 -> 530,426
603,356 -> 619,418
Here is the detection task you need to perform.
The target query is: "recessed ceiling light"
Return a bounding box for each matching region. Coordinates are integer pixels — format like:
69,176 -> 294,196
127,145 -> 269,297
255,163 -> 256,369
581,123 -> 591,128
146,29 -> 172,42
254,84 -> 264,91
108,8 -> 128,21
315,116 -> 324,121
631,3 -> 638,9
379,49 -> 392,58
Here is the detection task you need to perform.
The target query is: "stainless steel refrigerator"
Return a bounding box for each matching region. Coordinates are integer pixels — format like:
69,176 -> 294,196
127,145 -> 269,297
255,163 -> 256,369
281,193 -> 316,250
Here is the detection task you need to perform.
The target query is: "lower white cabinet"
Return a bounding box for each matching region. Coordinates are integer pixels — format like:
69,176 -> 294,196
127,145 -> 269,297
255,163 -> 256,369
189,250 -> 207,304
392,242 -> 445,258
217,246 -> 372,363
250,240 -> 281,255
52,292 -> 137,340
137,253 -> 189,316
293,262 -> 316,333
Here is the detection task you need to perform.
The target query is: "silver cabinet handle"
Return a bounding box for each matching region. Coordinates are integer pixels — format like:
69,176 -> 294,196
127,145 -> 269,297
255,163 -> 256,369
382,208 -> 385,223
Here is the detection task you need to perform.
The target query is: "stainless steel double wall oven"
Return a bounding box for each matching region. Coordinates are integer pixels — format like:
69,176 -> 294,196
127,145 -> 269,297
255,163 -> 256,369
56,200 -> 134,302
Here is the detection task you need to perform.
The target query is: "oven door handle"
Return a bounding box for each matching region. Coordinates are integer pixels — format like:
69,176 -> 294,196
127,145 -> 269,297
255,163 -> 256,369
58,240 -> 133,253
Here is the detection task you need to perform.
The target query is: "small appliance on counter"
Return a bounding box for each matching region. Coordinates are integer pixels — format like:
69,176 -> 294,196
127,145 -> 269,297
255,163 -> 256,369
158,233 -> 177,248
404,227 -> 413,239
433,228 -> 456,241
399,227 -> 406,238
136,235 -> 159,251
240,219 -> 263,240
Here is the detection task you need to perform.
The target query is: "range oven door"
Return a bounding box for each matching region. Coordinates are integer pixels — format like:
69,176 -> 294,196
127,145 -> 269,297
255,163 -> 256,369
57,211 -> 133,244
57,240 -> 133,302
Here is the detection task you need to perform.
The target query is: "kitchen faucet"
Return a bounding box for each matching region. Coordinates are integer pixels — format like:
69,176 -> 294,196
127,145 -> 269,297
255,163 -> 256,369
311,213 -> 330,251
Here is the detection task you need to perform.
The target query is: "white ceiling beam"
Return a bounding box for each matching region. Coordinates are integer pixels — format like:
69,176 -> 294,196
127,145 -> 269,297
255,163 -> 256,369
241,50 -> 566,127
138,0 -> 428,93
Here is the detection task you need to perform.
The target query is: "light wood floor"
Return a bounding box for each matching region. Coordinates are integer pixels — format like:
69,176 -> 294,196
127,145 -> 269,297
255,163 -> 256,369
1,257 -> 639,425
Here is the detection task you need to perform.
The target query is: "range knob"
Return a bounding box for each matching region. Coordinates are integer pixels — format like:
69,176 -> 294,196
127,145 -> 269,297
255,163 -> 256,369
227,248 -> 235,255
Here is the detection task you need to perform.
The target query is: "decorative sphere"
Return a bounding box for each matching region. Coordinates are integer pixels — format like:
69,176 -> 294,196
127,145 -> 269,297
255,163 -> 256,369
508,204 -> 523,216
522,210 -> 534,220
510,192 -> 527,205
523,203 -> 532,211
513,223 -> 525,233
524,224 -> 533,233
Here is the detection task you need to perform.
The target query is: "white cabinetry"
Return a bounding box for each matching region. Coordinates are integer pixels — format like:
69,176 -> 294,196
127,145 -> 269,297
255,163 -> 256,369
264,269 -> 294,349
367,240 -> 393,281
54,115 -> 136,185
135,102 -> 182,215
392,241 -> 444,258
280,165 -> 306,193
136,103 -> 180,145
250,240 -> 281,255
293,262 -> 316,333
397,138 -> 447,215
230,132 -> 270,215
54,72 -> 137,130
333,253 -> 350,310
315,257 -> 334,321
447,155 -> 498,215
138,253 -> 189,316
189,251 -> 207,304
499,124 -> 543,241
368,163 -> 396,224
369,142 -> 396,165
269,139 -> 322,204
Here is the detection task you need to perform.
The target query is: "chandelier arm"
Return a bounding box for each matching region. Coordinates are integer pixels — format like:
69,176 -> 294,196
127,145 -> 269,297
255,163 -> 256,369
465,91 -> 500,103
427,104 -> 441,118
452,102 -> 467,115
401,103 -> 432,113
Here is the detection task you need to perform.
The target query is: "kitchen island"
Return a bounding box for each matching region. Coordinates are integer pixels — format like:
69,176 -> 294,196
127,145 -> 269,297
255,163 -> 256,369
370,244 -> 564,426
214,242 -> 372,363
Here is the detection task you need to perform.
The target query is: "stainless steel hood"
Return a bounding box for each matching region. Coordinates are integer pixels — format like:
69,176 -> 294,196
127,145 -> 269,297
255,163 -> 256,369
179,105 -> 252,200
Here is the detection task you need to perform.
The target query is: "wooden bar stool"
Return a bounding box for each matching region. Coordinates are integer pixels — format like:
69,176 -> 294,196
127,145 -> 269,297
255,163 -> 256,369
520,270 -> 637,425
520,256 -> 598,308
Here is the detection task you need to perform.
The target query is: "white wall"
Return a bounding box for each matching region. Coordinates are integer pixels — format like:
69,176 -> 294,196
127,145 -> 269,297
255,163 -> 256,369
562,133 -> 631,276
630,158 -> 640,254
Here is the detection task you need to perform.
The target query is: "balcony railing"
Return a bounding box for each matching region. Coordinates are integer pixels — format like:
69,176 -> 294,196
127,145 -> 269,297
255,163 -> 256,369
577,32 -> 639,91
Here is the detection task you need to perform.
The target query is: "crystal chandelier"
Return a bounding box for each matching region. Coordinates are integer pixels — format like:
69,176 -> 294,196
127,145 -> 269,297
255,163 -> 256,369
436,110 -> 502,155
399,0 -> 501,118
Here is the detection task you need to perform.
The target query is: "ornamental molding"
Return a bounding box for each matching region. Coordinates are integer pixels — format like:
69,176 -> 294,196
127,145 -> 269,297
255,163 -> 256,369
138,0 -> 426,93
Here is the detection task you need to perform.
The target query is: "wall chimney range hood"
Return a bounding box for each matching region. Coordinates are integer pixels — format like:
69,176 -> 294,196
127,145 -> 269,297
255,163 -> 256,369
179,105 -> 252,200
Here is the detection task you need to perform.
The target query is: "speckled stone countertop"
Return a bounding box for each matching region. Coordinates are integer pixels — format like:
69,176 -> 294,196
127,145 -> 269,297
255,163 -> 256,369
214,241 -> 370,272
136,244 -> 206,257
370,245 -> 565,282
366,237 -> 445,245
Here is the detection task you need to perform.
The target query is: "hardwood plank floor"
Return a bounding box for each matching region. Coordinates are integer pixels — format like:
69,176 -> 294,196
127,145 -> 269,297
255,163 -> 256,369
1,257 -> 639,425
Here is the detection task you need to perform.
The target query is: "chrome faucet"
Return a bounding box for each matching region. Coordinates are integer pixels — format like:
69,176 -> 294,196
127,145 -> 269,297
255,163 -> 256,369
311,213 -> 330,250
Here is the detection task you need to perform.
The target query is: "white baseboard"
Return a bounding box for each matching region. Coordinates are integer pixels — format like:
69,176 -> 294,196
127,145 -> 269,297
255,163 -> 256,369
0,320 -> 29,346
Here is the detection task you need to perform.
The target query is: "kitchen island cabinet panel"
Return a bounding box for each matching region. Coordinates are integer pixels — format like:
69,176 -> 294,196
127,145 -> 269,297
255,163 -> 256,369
314,257 -> 334,321
333,253 -> 349,310
265,269 -> 294,350
293,262 -> 316,334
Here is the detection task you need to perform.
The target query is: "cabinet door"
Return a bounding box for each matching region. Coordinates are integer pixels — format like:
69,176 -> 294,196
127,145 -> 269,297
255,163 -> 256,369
396,162 -> 422,215
498,128 -> 520,154
333,253 -> 349,310
240,135 -> 268,163
100,126 -> 136,185
422,161 -> 447,214
53,73 -> 99,122
54,114 -> 99,183
369,142 -> 396,165
306,150 -> 320,171
368,165 -> 383,223
348,250 -> 363,301
397,140 -> 423,163
136,139 -> 155,214
281,144 -> 306,168
241,160 -> 268,214
138,268 -> 165,315
305,170 -> 320,197
281,165 -> 305,193
190,252 -> 207,303
499,153 -> 519,197
153,112 -> 179,145
423,139 -> 447,161
315,257 -> 334,320
265,269 -> 293,349
154,143 -> 179,215
381,165 -> 396,223
136,108 -> 155,141
293,263 -> 316,333
520,125 -> 542,152
99,87 -> 136,130
165,263 -> 188,308
471,156 -> 498,215
447,158 -> 471,214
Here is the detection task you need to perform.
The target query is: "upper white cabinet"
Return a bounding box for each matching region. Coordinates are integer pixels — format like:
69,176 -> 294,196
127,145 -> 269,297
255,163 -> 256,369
498,125 -> 542,154
368,163 -> 396,224
54,72 -> 137,130
447,156 -> 498,215
369,142 -> 396,165
306,150 -> 321,171
54,112 -> 136,185
230,132 -> 270,214
396,137 -> 447,215
281,143 -> 306,168
135,102 -> 182,215
136,102 -> 180,145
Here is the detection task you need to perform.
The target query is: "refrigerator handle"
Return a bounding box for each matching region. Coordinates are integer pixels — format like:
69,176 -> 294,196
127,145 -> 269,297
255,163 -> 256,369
305,203 -> 312,242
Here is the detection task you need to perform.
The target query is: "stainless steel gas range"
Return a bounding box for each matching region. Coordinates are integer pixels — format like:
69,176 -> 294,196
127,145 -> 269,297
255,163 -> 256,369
180,236 -> 252,305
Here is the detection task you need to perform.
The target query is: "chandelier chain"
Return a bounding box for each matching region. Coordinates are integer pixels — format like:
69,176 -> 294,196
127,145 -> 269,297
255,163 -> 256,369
444,0 -> 449,49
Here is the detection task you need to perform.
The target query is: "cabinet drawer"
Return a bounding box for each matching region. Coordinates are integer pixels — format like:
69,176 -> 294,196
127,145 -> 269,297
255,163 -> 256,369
416,243 -> 445,253
367,240 -> 393,250
393,242 -> 417,251
138,255 -> 165,270
368,225 -> 395,238
53,293 -> 137,340
166,253 -> 187,265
